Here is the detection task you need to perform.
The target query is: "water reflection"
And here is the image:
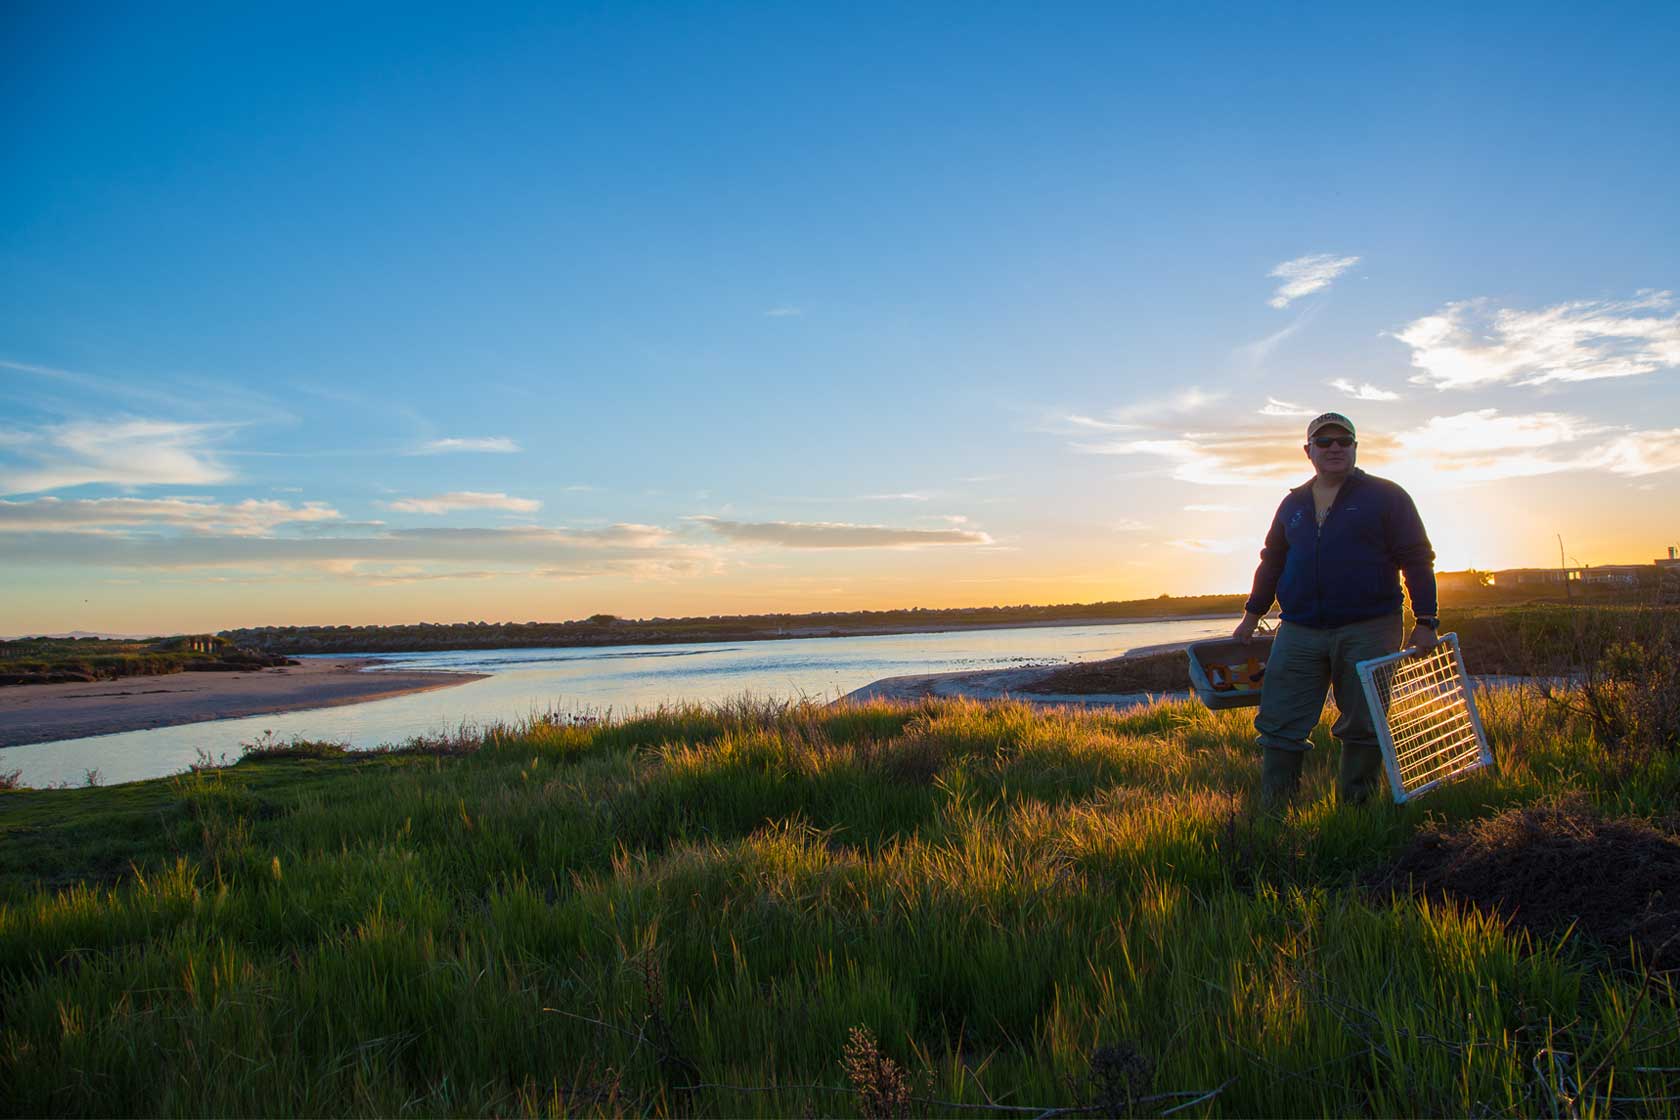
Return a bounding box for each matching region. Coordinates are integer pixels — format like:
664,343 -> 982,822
0,618 -> 1225,788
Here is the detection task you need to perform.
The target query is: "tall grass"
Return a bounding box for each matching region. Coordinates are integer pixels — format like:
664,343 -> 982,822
2,690 -> 1677,1116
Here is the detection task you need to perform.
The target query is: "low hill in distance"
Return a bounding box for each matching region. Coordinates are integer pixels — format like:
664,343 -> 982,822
220,593 -> 1252,654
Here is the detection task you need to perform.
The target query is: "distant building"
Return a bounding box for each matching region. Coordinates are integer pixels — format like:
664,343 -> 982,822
151,634 -> 230,654
1489,567 -> 1580,587
1578,564 -> 1647,587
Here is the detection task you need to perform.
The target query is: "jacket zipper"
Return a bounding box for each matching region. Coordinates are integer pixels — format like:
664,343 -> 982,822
1314,471 -> 1359,627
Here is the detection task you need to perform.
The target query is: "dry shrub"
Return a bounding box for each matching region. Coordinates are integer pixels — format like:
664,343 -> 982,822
1082,1040 -> 1154,1116
1479,606 -> 1680,755
236,730 -> 350,762
841,1026 -> 915,1120
1380,798 -> 1680,969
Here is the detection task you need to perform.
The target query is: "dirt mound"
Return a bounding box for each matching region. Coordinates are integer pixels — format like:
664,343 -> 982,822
1380,800 -> 1680,969
1022,650 -> 1190,695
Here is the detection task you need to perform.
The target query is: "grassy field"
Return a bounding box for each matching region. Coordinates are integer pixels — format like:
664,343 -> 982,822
4,689 -> 1679,1117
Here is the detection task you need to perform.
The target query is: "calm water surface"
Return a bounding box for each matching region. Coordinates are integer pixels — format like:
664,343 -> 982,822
0,618 -> 1226,787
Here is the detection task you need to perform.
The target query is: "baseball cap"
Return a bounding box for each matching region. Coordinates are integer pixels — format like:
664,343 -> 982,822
1306,412 -> 1355,441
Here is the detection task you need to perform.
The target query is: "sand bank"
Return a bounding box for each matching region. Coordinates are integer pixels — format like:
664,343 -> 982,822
838,656 -> 1190,711
0,659 -> 488,748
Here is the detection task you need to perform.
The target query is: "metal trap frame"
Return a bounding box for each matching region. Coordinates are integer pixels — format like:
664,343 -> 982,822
1355,632 -> 1493,804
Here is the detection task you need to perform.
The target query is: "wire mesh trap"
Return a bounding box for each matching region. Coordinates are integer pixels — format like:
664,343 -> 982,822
1356,633 -> 1493,803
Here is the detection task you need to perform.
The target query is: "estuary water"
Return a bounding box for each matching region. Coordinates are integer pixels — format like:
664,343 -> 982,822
0,617 -> 1228,788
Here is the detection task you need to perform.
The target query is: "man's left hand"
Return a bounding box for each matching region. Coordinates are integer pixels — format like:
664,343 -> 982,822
1407,624 -> 1438,650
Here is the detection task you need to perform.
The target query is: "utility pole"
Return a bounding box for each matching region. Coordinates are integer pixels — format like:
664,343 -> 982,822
1558,534 -> 1572,603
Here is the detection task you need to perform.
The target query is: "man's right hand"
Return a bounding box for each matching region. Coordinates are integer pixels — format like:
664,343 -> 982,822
1232,611 -> 1262,641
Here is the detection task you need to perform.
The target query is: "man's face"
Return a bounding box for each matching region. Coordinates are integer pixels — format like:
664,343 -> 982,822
1305,424 -> 1356,477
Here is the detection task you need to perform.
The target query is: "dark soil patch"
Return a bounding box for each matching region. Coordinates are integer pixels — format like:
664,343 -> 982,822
1378,800 -> 1680,969
1021,650 -> 1190,695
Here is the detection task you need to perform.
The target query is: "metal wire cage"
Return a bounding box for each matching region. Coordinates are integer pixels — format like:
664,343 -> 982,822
1355,633 -> 1493,804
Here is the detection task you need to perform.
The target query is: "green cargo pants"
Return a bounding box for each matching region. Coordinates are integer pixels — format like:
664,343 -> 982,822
1254,613 -> 1402,807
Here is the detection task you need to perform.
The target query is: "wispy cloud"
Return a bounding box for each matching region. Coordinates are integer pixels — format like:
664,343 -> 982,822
1074,428 -> 1308,487
1169,538 -> 1242,553
385,491 -> 542,515
690,516 -> 991,548
1258,397 -> 1316,418
0,496 -> 343,536
0,418 -> 237,495
859,491 -> 935,502
1328,378 -> 1400,401
1234,304 -> 1320,365
1268,253 -> 1360,309
1,523 -> 716,580
1114,519 -> 1151,532
1392,291 -> 1680,390
1060,388 -> 1225,433
414,437 -> 522,454
764,307 -> 804,318
1389,409 -> 1680,482
1591,430 -> 1680,477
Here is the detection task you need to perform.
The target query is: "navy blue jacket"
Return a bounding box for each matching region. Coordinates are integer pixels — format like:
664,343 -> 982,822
1244,469 -> 1437,628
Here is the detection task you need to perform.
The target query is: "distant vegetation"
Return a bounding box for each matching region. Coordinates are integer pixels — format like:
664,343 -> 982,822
0,635 -> 294,686
220,595 -> 1252,654
3,682 -> 1678,1115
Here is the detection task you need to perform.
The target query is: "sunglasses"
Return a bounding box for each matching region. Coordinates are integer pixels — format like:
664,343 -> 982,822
1312,436 -> 1356,449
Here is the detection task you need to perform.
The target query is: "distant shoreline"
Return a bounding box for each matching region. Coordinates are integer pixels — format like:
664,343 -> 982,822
0,614 -> 1230,752
0,658 -> 487,749
278,611 -> 1240,656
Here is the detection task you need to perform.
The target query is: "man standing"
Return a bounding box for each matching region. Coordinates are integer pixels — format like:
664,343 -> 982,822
1232,412 -> 1439,806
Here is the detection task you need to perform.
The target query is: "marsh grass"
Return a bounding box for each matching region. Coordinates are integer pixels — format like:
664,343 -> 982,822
3,690 -> 1679,1116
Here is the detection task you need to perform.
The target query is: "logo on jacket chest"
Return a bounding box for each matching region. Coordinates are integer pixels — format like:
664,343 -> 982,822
1288,509 -> 1305,529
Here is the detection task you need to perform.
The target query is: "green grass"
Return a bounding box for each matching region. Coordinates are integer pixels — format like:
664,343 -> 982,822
3,691 -> 1678,1117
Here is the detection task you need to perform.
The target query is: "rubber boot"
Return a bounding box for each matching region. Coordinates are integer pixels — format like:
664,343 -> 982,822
1336,742 -> 1385,805
1260,748 -> 1306,810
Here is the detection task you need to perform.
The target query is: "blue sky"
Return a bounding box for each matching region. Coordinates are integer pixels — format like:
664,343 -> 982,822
3,2 -> 1678,633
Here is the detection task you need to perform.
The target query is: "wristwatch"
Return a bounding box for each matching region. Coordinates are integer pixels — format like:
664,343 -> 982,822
1415,616 -> 1439,630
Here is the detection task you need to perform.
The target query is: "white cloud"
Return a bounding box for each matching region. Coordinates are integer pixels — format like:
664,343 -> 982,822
0,496 -> 342,536
1268,253 -> 1360,309
1074,430 -> 1305,488
1590,430 -> 1680,477
1259,397 -> 1316,418
1393,291 -> 1680,390
0,418 -> 235,494
1328,378 -> 1400,401
1061,388 -> 1225,433
859,491 -> 935,502
415,437 -> 522,454
690,516 -> 991,548
764,307 -> 804,318
1388,409 -> 1680,483
1114,519 -> 1151,532
385,491 -> 542,515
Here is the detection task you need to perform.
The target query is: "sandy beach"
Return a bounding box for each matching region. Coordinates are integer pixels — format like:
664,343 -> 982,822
0,659 -> 489,748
